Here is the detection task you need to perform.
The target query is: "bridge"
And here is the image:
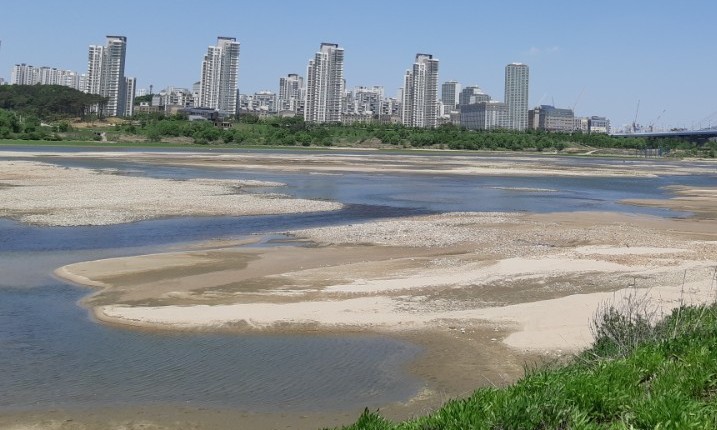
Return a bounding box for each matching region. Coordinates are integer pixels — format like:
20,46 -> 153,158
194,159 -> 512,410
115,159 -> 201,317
611,128 -> 717,144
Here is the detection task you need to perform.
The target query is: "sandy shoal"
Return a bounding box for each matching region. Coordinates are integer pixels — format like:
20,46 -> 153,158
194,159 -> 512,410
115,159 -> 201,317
57,210 -> 717,356
5,148 -> 717,178
49,206 -> 717,425
0,160 -> 342,226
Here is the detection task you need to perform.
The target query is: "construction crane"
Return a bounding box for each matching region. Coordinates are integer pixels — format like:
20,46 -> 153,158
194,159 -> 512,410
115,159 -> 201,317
631,100 -> 641,133
572,87 -> 586,112
648,109 -> 666,132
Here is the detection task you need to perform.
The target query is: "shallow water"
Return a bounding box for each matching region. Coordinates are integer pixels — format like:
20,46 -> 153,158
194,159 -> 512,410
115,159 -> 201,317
0,283 -> 420,412
1,148 -> 716,412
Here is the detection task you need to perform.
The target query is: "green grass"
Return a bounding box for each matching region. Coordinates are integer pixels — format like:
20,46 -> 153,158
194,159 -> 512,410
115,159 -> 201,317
336,300 -> 717,429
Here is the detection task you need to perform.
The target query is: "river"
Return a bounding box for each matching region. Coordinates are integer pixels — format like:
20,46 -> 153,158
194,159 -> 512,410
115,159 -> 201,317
1,147 -> 715,413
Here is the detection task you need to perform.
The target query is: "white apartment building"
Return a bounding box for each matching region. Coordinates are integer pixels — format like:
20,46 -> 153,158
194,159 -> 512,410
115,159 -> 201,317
11,64 -> 37,85
86,45 -> 104,95
154,87 -> 195,108
401,53 -> 439,128
86,36 -> 130,117
304,43 -> 344,123
504,63 -> 529,131
124,77 -> 136,117
11,63 -> 87,92
278,73 -> 304,113
347,86 -> 383,115
198,36 -> 240,116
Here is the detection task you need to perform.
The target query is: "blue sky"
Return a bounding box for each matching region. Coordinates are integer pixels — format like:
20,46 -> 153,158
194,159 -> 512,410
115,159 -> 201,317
1,0 -> 716,129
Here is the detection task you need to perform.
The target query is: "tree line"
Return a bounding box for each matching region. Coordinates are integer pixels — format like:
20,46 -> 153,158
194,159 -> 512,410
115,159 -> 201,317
0,88 -> 714,157
116,113 -> 714,156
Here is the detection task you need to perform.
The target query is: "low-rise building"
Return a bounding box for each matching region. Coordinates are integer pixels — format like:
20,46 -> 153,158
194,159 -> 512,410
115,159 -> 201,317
178,107 -> 220,121
574,116 -> 610,134
528,105 -> 575,132
588,116 -> 610,134
460,101 -> 509,130
239,91 -> 278,114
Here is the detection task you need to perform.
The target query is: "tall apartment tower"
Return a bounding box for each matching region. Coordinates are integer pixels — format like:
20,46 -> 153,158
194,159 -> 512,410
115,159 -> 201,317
304,43 -> 344,123
441,80 -> 460,112
86,45 -> 104,95
198,37 -> 240,116
124,77 -> 136,117
504,63 -> 529,131
279,73 -> 304,113
401,53 -> 439,128
86,36 -> 129,117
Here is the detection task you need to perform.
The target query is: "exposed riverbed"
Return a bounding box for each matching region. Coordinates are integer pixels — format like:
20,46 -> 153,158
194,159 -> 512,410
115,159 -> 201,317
1,147 -> 716,429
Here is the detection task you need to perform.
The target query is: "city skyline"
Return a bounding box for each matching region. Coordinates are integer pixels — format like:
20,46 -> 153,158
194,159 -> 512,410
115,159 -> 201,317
1,0 -> 716,129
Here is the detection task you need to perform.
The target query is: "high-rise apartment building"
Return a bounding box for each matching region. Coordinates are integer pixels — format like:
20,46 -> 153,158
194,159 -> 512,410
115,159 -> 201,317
278,73 -> 304,113
86,45 -> 104,95
102,36 -> 128,117
86,36 -> 130,117
401,53 -> 439,128
198,37 -> 240,116
124,77 -> 136,117
304,43 -> 344,123
12,63 -> 87,92
504,63 -> 529,131
11,64 -> 37,85
441,81 -> 460,112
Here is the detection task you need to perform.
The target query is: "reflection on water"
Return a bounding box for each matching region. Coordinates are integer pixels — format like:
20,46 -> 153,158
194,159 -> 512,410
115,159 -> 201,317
0,283 -> 420,412
1,148 -> 716,412
0,208 -> 427,412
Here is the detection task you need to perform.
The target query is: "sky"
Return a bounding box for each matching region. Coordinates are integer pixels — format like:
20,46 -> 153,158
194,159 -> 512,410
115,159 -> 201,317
1,0 -> 716,130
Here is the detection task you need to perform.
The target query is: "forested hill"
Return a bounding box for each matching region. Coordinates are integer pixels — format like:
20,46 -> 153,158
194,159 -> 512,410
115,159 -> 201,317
0,85 -> 105,119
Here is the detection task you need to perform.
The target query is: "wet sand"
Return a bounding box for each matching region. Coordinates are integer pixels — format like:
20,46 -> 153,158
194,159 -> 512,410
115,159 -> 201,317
57,212 -> 717,351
